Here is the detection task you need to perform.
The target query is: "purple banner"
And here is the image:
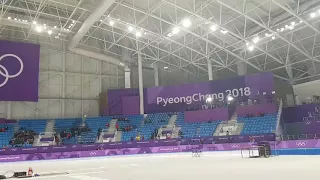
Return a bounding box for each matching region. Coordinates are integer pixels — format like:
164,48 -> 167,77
285,120 -> 320,134
122,96 -> 140,115
283,103 -> 320,123
0,40 -> 39,102
2,138 -> 320,163
236,103 -> 277,117
184,108 -> 229,122
0,134 -> 275,156
106,72 -> 275,115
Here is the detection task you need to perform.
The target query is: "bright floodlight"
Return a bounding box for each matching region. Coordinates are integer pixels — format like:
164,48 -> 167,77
144,32 -> 147,35
291,21 -> 296,25
33,21 -> 37,24
128,26 -> 134,32
182,18 -> 192,28
227,96 -> 233,101
164,66 -> 168,69
210,25 -> 217,32
167,33 -> 173,37
35,25 -> 43,32
136,31 -> 142,37
220,30 -> 228,34
7,17 -> 11,20
172,27 -> 180,34
109,21 -> 114,26
310,12 -> 316,18
206,97 -> 213,102
252,37 -> 260,44
272,36 -> 276,40
48,30 -> 52,35
248,45 -> 254,51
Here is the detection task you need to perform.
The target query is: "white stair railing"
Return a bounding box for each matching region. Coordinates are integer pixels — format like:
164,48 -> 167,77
275,99 -> 283,136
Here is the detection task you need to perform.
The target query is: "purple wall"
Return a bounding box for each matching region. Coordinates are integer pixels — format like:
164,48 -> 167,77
0,119 -> 16,124
236,103 -> 277,117
283,103 -> 320,123
104,72 -> 275,115
285,120 -> 320,134
122,96 -> 140,115
184,108 -> 229,122
0,41 -> 40,102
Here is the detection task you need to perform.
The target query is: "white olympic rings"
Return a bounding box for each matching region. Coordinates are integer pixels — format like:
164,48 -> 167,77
0,54 -> 24,88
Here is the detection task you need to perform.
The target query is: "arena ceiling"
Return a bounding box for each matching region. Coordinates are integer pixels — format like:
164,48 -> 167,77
1,0 -> 320,84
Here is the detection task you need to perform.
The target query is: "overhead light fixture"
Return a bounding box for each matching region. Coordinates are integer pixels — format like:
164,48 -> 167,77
220,30 -> 228,34
14,18 -> 17,21
128,26 -> 134,32
288,26 -> 294,30
291,22 -> 296,26
7,17 -> 11,20
167,33 -> 173,37
280,28 -> 284,32
109,21 -> 114,26
210,25 -> 217,32
136,31 -> 142,37
252,37 -> 260,44
227,96 -> 234,101
33,21 -> 37,24
310,12 -> 316,18
272,36 -> 276,40
44,26 -> 47,30
144,32 -> 147,35
35,25 -> 43,33
72,20 -> 75,23
205,22 -> 210,24
276,29 -> 279,31
206,97 -> 213,103
248,45 -> 254,51
164,66 -> 168,69
182,18 -> 192,28
54,26 -> 57,29
172,27 -> 180,34
48,30 -> 52,35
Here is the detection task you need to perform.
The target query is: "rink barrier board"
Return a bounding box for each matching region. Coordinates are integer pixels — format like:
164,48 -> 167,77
1,139 -> 320,162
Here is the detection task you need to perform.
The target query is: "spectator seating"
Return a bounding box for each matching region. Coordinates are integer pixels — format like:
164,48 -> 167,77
175,112 -> 199,138
79,117 -> 112,144
238,113 -> 277,134
121,115 -> 143,141
137,113 -> 171,140
55,118 -> 80,133
18,119 -> 47,134
0,124 -> 15,147
198,121 -> 222,137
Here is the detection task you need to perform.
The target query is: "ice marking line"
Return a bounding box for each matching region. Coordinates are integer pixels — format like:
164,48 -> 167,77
69,175 -> 108,180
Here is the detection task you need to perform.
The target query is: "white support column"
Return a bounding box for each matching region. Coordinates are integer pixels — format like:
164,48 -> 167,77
137,41 -> 144,114
61,45 -> 66,117
124,65 -> 131,88
207,58 -> 213,81
237,61 -> 247,76
206,40 -> 213,81
6,102 -> 11,119
153,64 -> 159,86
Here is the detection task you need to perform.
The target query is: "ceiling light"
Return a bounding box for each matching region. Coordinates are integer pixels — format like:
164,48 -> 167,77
67,29 -> 70,31
48,30 -> 52,35
167,33 -> 173,37
72,20 -> 75,23
288,26 -> 294,30
164,66 -> 168,69
128,26 -> 134,32
55,36 -> 59,39
277,29 -> 279,31
265,33 -> 269,37
246,42 -> 249,46
172,27 -> 180,34
220,30 -> 228,34
248,46 -> 254,51
100,19 -> 103,22
252,37 -> 260,44
44,26 -> 47,30
299,20 -> 303,23
35,26 -> 43,33
182,18 -> 192,28
14,18 -> 17,21
7,17 -> 11,20
33,21 -> 37,24
310,12 -> 316,18
280,28 -> 284,32
44,24 -> 46,26
54,26 -> 57,29
109,21 -> 114,26
58,33 -> 61,36
205,22 -> 210,24
272,36 -> 276,40
210,25 -> 217,32
136,31 -> 142,37
144,32 -> 147,35
291,22 -> 296,25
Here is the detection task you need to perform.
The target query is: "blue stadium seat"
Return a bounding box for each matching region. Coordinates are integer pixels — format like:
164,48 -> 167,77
238,113 -> 277,135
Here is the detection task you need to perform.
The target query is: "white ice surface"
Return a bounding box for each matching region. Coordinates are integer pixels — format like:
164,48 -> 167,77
0,151 -> 318,180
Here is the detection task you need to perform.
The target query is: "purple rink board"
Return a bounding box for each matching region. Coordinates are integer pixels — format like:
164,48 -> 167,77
106,72 -> 275,115
0,40 -> 40,102
0,134 -> 275,156
1,138 -> 320,163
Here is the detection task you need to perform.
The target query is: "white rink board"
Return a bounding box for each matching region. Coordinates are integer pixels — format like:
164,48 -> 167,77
0,151 -> 318,180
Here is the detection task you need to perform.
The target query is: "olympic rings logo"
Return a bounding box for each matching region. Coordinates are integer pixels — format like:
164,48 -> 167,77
89,152 -> 97,156
0,54 -> 24,88
296,142 -> 307,146
231,144 -> 240,148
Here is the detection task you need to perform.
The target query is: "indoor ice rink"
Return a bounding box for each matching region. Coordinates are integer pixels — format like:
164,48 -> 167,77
2,0 -> 320,179
1,151 -> 320,180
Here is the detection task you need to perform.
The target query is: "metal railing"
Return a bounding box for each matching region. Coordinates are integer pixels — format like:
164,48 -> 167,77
278,133 -> 320,141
